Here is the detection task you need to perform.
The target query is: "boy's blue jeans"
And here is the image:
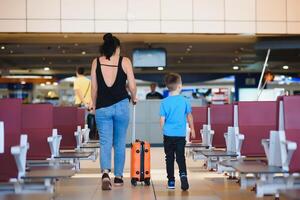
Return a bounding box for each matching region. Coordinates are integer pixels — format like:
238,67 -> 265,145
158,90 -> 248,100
95,99 -> 129,176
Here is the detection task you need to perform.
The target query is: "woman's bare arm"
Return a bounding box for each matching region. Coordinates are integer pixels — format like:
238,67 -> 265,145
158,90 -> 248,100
90,58 -> 98,111
123,57 -> 137,103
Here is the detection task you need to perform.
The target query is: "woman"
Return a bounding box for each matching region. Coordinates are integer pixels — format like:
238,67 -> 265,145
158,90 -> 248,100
90,33 -> 137,190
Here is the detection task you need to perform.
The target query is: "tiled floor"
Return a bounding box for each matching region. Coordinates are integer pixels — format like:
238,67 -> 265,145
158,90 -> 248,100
0,148 -> 275,200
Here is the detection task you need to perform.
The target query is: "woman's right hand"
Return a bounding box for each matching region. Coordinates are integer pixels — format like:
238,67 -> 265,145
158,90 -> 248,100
131,97 -> 138,105
88,104 -> 95,114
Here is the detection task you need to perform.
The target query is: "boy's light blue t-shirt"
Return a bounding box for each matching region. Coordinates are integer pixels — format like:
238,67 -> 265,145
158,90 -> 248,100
160,95 -> 192,137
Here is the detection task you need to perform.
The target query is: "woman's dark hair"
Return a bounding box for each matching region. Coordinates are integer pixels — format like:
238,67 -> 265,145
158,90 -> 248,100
101,33 -> 120,60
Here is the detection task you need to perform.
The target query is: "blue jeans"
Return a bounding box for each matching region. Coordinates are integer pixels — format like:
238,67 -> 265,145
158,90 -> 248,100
95,99 -> 129,177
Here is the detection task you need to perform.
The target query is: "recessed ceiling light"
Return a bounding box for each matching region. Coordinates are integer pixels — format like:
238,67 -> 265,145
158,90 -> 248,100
53,82 -> 58,86
46,81 -> 51,85
283,65 -> 289,70
157,67 -> 164,71
1,46 -> 5,50
81,51 -> 86,55
40,83 -> 46,87
21,81 -> 26,85
233,66 -> 239,70
44,67 -> 50,71
44,76 -> 53,79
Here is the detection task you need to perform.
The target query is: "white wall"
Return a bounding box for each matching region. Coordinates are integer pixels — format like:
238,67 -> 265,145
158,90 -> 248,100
0,0 -> 299,34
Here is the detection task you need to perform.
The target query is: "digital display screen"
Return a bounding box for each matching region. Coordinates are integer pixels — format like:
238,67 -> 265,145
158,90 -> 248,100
132,48 -> 167,67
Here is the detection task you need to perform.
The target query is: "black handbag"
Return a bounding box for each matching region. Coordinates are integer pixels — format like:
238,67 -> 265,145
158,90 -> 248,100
87,113 -> 99,140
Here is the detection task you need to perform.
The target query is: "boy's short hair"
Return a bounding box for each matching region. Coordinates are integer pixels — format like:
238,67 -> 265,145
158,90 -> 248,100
76,67 -> 85,75
164,73 -> 182,91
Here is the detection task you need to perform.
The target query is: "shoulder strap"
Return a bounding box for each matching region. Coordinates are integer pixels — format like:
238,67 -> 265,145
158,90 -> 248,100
118,56 -> 123,68
83,81 -> 90,99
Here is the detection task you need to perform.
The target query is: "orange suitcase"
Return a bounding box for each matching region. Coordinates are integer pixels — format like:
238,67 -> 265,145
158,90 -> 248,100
130,106 -> 151,186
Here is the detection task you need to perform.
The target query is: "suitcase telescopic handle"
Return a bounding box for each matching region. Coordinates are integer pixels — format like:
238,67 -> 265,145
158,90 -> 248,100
132,105 -> 136,144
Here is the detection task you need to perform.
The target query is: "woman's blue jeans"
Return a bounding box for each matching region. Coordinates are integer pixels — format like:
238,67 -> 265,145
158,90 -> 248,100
95,99 -> 129,177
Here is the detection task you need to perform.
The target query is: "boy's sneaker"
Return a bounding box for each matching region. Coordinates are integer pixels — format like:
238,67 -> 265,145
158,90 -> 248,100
167,180 -> 175,189
114,177 -> 124,186
180,175 -> 189,191
102,173 -> 112,190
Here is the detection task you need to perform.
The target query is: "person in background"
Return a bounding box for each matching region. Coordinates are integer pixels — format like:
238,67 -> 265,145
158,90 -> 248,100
146,83 -> 163,99
160,73 -> 195,191
90,33 -> 137,190
74,67 -> 91,107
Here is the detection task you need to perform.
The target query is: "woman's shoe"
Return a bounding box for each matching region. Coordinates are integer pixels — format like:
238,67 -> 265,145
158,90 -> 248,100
102,173 -> 112,190
114,177 -> 124,186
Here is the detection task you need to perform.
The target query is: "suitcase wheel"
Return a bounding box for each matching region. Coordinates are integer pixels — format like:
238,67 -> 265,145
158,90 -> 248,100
144,178 -> 151,186
131,178 -> 137,186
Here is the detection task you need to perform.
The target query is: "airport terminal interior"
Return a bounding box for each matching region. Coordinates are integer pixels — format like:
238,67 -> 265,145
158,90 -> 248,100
1,0 -> 300,199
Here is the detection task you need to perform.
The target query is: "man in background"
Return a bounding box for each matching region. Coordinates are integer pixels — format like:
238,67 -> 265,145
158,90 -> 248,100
146,83 -> 163,99
74,67 -> 91,107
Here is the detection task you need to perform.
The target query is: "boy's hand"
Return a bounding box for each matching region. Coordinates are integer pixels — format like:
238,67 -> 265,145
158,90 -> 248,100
190,128 -> 196,139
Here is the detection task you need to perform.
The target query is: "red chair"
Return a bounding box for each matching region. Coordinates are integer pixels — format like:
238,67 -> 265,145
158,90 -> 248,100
77,108 -> 85,128
22,104 -> 53,160
283,96 -> 300,172
191,107 -> 207,143
53,107 -> 78,149
0,99 -> 22,182
238,101 -> 277,157
211,104 -> 234,148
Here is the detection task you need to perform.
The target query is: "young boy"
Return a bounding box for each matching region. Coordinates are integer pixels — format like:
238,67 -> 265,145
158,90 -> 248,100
160,73 -> 196,191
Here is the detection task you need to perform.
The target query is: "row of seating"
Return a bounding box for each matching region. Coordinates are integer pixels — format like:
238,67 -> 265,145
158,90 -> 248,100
187,95 -> 300,198
0,99 -> 98,194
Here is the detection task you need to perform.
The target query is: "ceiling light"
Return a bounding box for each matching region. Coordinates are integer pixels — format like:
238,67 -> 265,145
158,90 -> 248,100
44,67 -> 50,71
53,82 -> 58,86
44,76 -> 53,79
1,46 -> 5,50
233,66 -> 239,70
21,81 -> 26,85
283,65 -> 289,70
46,81 -> 51,85
157,67 -> 164,71
81,51 -> 86,55
40,83 -> 46,87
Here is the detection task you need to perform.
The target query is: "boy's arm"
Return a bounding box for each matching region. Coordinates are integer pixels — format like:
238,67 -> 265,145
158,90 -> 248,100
160,116 -> 165,130
187,113 -> 196,139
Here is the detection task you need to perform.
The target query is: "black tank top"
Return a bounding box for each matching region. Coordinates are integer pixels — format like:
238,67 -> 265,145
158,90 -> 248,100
96,56 -> 129,109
